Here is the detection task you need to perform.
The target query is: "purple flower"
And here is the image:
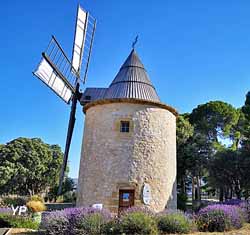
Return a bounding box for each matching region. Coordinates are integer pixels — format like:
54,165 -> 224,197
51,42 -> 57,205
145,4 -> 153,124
41,207 -> 112,235
223,199 -> 243,206
120,206 -> 155,217
0,207 -> 12,215
197,204 -> 245,231
239,200 -> 250,222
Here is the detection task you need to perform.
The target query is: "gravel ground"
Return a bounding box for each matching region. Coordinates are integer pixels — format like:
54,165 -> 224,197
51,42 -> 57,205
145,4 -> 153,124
8,223 -> 250,235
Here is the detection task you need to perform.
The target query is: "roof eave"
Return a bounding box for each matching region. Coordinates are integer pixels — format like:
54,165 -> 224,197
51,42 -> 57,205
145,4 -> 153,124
82,98 -> 178,116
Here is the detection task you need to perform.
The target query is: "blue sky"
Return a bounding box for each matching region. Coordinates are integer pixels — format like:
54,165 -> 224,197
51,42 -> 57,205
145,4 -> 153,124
2,1 -> 250,178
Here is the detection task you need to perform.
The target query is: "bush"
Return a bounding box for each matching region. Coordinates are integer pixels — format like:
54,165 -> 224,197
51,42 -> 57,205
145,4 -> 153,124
2,197 -> 27,207
41,207 -> 112,235
63,191 -> 76,203
30,195 -> 44,203
41,210 -> 69,235
27,200 -> 46,212
223,199 -> 243,205
0,214 -> 39,229
122,206 -> 155,216
196,209 -> 228,232
239,200 -> 250,222
120,211 -> 158,235
100,219 -> 121,235
223,199 -> 250,223
73,212 -> 109,235
196,204 -> 245,232
177,193 -> 188,211
0,207 -> 12,215
157,210 -> 192,234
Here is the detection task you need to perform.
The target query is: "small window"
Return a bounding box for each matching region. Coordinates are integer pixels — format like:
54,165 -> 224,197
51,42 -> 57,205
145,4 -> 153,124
120,121 -> 130,133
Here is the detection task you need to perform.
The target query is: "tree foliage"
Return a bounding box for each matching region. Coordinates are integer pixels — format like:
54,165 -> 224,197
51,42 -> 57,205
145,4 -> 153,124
189,101 -> 240,143
0,137 -> 63,195
177,97 -> 250,204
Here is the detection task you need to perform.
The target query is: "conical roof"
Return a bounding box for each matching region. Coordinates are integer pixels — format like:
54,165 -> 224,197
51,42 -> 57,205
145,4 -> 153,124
104,49 -> 160,102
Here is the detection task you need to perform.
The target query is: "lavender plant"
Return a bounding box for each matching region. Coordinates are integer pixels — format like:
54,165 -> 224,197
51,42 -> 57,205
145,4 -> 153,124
196,204 -> 245,232
41,207 -> 112,235
120,206 -> 155,217
157,209 -> 193,234
0,207 -> 12,215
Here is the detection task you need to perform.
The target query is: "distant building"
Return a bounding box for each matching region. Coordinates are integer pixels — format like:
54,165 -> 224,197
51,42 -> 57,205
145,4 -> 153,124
77,49 -> 177,213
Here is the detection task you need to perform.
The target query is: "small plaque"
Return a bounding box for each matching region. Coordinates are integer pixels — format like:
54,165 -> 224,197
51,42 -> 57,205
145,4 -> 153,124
92,204 -> 103,209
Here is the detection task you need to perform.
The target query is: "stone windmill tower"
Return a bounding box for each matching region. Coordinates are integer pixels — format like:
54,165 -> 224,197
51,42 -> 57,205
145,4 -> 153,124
77,48 -> 177,213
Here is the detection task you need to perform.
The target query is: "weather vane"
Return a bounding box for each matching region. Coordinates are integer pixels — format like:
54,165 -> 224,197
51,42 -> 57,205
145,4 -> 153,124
132,35 -> 139,49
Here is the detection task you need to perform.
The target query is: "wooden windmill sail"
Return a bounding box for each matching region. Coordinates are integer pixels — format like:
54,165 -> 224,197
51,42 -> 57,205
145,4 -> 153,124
33,4 -> 96,194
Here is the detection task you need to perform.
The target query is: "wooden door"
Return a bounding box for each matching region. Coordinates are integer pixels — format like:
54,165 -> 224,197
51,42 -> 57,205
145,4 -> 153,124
119,189 -> 135,213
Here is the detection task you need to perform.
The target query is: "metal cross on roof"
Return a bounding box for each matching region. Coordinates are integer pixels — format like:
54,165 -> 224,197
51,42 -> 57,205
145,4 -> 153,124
132,35 -> 139,49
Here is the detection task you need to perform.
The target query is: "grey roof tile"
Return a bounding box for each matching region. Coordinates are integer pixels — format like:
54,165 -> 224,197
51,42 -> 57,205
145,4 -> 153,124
81,49 -> 160,104
105,49 -> 160,102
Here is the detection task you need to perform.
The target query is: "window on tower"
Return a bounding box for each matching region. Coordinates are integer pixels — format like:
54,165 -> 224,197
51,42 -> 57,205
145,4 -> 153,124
120,121 -> 130,133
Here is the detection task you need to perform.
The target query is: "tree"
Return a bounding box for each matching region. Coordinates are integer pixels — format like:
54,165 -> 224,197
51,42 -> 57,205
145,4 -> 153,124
0,137 -> 64,195
189,101 -> 240,144
188,101 -> 240,201
209,149 -> 250,200
177,114 -> 194,195
48,177 -> 75,202
177,96 -> 250,203
239,92 -> 250,149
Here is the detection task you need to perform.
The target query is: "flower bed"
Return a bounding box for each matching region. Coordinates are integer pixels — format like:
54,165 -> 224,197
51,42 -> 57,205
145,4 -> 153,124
41,206 -> 194,235
196,204 -> 246,232
41,207 -> 112,235
1,202 -> 247,234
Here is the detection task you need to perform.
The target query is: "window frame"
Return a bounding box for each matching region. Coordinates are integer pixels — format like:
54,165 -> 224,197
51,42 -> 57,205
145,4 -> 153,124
120,121 -> 130,133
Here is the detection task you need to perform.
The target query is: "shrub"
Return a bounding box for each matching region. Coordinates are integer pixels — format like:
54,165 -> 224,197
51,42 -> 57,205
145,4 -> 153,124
223,199 -> 250,223
196,209 -> 228,232
0,214 -> 39,229
121,206 -> 155,216
27,200 -> 46,212
157,210 -> 192,234
30,195 -> 44,203
63,191 -> 76,203
0,207 -> 12,215
73,212 -> 109,235
177,193 -> 188,211
41,207 -> 112,235
41,210 -> 69,235
223,199 -> 243,206
196,204 -> 245,232
100,219 -> 121,235
120,211 -> 158,235
2,197 -> 27,207
239,200 -> 250,222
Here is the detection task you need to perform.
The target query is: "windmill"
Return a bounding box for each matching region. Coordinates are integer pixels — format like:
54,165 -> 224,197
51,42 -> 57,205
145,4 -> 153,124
33,4 -> 96,194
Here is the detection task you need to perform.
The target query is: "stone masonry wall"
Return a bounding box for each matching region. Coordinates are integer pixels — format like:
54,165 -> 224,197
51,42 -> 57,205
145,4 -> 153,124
77,102 -> 176,213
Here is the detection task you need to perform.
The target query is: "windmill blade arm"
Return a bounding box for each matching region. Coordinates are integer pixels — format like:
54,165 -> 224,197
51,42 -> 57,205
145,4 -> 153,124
42,53 -> 76,93
71,5 -> 89,74
57,83 -> 80,195
33,36 -> 79,104
82,19 -> 96,84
